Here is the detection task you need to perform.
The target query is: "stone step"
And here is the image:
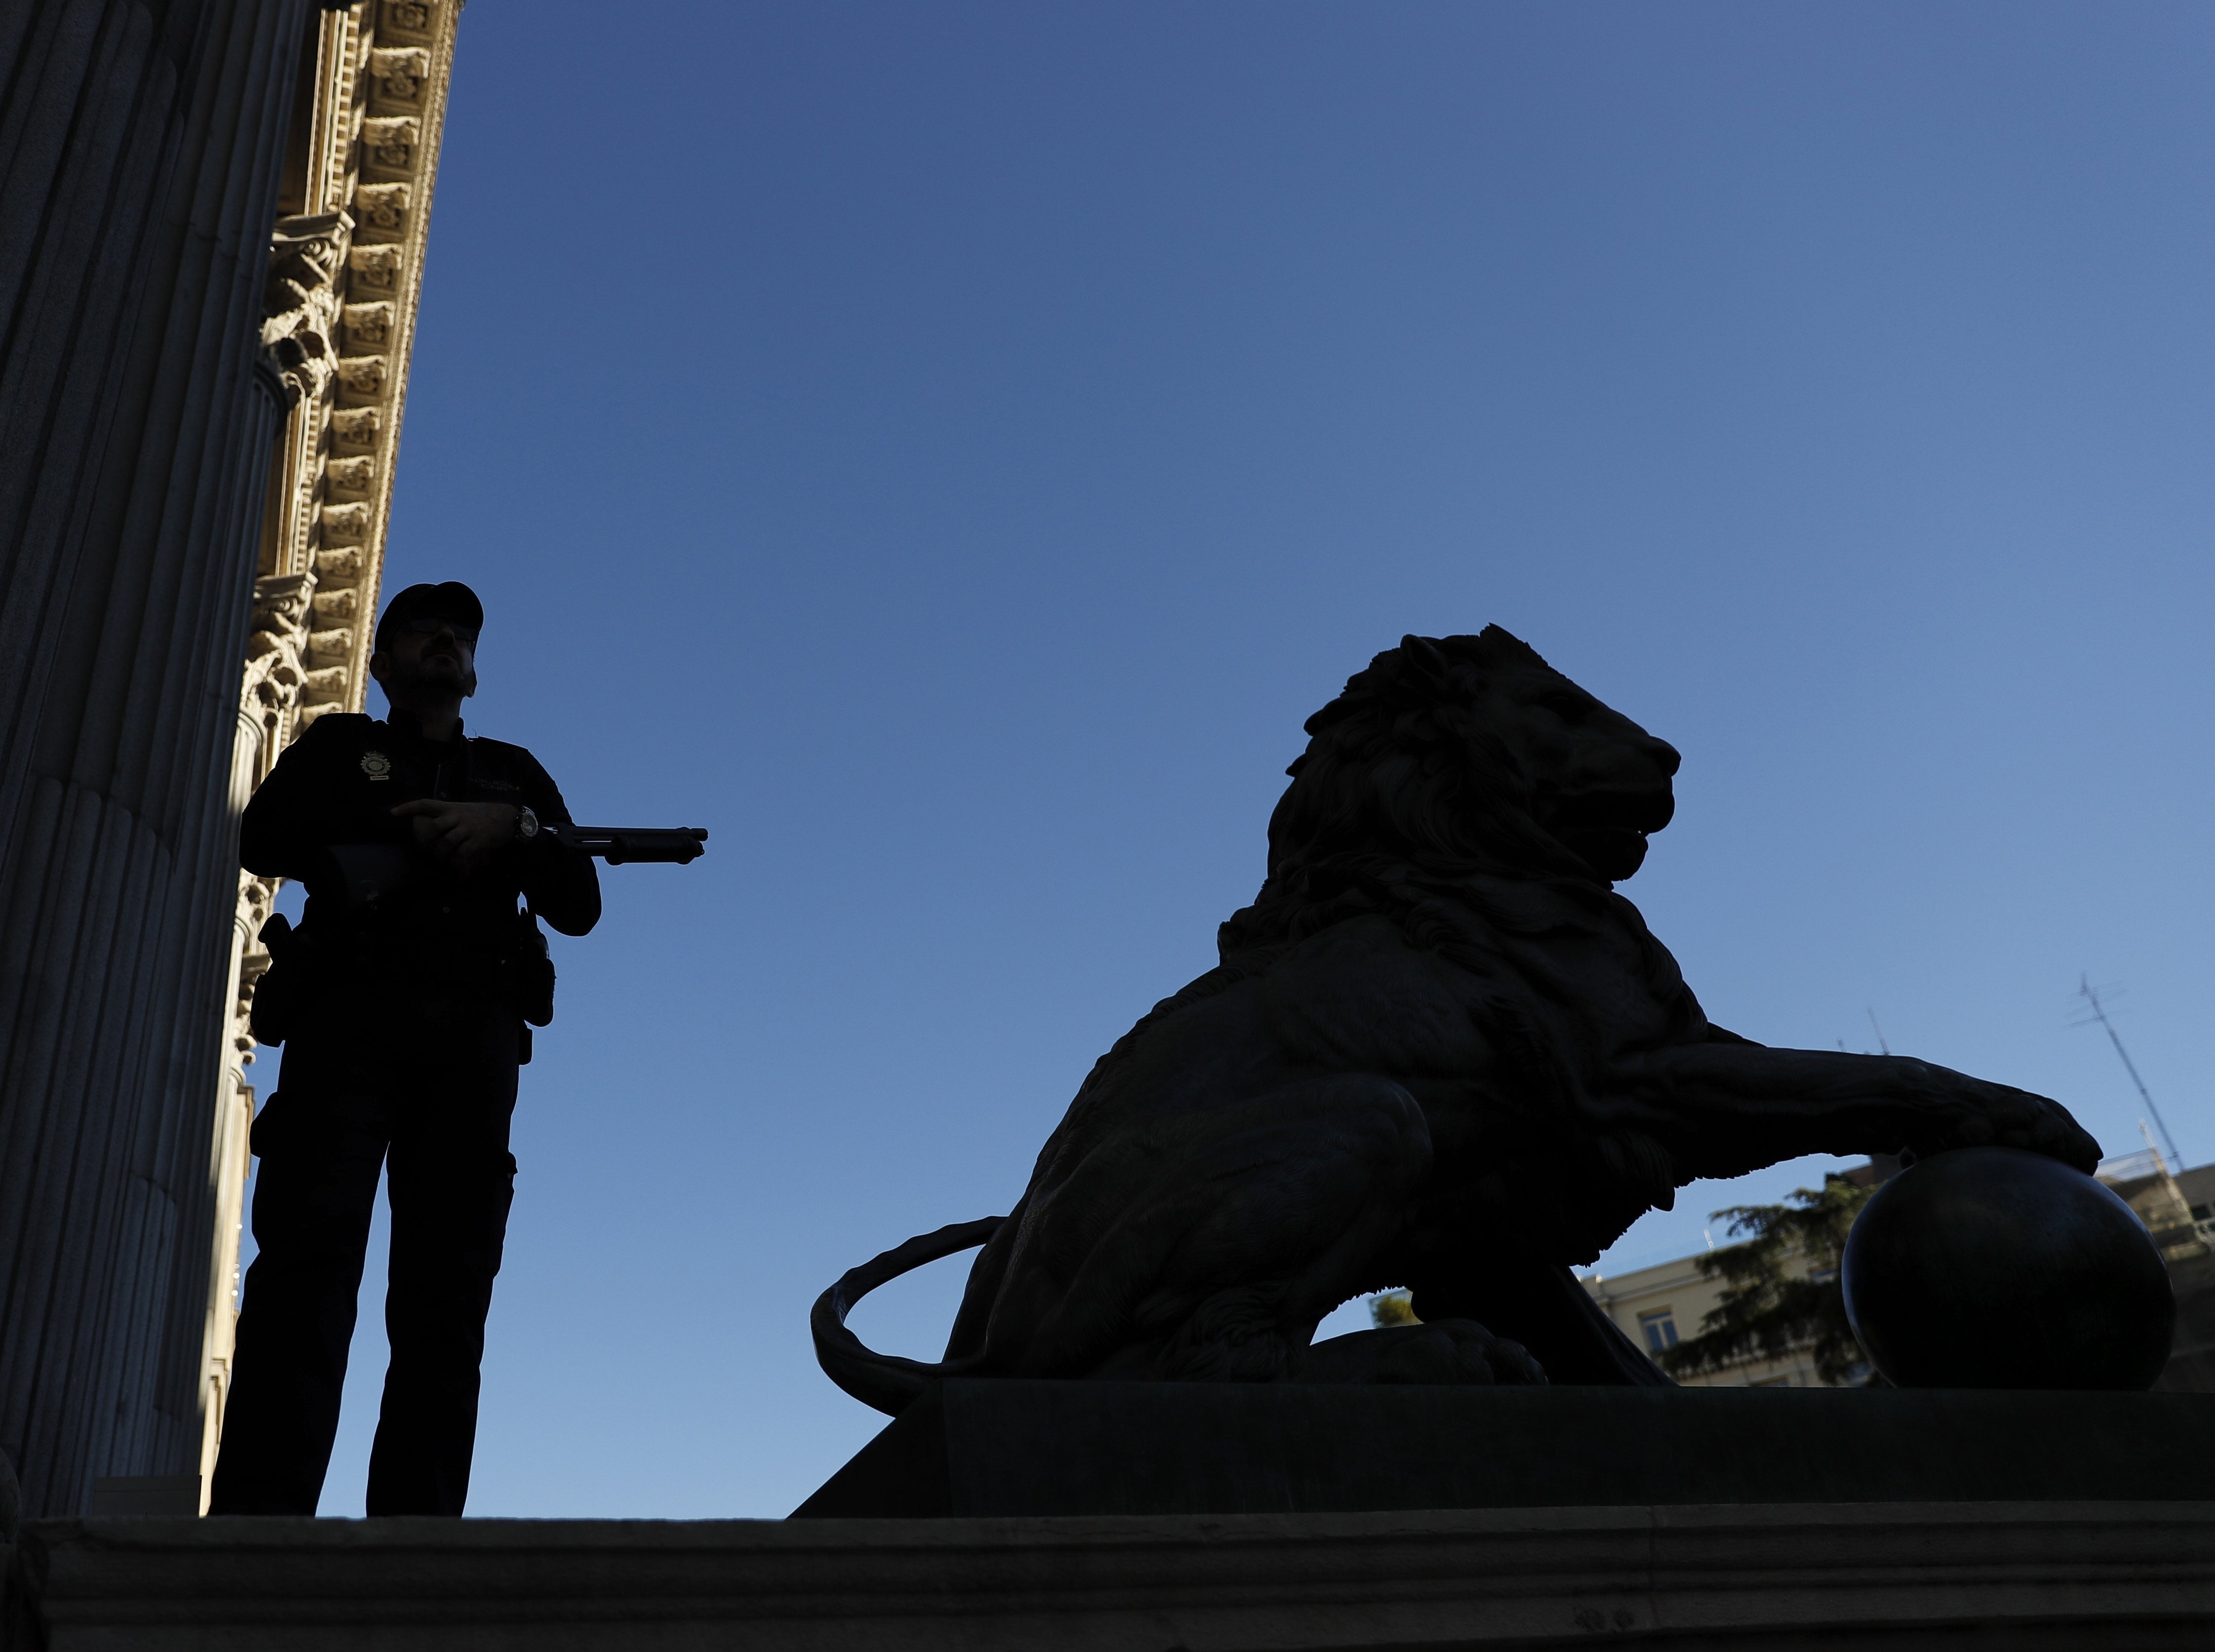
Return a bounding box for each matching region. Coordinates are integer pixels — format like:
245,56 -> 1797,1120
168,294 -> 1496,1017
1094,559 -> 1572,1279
8,1501 -> 2215,1650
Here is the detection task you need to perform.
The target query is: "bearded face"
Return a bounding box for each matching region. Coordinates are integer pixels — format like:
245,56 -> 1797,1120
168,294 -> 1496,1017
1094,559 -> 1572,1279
371,619 -> 478,705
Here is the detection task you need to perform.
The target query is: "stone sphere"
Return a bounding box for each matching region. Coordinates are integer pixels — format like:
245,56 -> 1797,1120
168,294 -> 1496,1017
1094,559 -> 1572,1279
1842,1145 -> 2174,1389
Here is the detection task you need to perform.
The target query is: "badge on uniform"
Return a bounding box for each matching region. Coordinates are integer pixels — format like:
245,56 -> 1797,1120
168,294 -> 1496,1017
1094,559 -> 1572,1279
361,751 -> 392,781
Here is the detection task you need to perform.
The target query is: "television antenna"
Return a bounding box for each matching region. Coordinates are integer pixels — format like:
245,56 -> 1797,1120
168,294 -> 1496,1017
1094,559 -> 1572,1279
2072,977 -> 2182,1171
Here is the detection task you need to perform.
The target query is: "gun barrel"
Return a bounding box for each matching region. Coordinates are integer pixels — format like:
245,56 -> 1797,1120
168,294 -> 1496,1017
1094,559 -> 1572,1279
549,825 -> 708,865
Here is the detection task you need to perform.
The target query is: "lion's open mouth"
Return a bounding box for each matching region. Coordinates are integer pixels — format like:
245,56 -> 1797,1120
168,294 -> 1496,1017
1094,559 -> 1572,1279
1543,789 -> 1674,881
1547,788 -> 1674,834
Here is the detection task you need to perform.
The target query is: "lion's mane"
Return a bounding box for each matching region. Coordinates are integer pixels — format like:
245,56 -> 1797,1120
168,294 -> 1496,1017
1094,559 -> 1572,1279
1219,626 -> 1594,960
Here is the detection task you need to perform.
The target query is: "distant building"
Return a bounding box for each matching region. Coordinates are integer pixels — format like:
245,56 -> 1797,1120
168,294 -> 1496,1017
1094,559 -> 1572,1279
1576,1153 -> 2215,1391
2096,1151 -> 2215,1391
1581,1248 -> 1838,1388
1579,1158 -> 1895,1389
2095,1149 -> 2215,1260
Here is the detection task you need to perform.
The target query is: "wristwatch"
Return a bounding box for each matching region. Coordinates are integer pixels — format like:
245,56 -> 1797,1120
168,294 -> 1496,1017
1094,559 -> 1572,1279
514,804 -> 540,843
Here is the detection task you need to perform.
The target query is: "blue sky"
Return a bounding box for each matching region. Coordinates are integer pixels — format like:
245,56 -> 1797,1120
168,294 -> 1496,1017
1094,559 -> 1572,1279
255,1 -> 2215,1515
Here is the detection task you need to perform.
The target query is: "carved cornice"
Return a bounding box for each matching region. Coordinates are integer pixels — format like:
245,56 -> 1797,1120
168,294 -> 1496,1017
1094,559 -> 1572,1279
259,210 -> 349,407
250,0 -> 461,742
242,571 -> 312,743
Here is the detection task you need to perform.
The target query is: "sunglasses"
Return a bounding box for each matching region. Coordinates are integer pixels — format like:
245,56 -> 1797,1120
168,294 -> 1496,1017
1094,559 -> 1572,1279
395,616 -> 479,643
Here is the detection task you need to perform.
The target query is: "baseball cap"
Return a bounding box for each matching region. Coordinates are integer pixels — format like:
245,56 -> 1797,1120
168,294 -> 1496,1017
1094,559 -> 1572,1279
374,581 -> 484,651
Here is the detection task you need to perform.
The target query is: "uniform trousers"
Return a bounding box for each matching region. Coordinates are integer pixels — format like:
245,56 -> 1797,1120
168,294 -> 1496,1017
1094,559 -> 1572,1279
210,994 -> 520,1516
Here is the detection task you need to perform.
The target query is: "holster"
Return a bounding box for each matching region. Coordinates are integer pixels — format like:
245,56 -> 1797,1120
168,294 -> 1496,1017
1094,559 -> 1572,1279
509,909 -> 555,1029
249,913 -> 306,1047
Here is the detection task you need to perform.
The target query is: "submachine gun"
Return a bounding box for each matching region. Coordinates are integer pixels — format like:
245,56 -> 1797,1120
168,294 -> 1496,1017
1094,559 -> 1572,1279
505,823 -> 711,1042
251,825 -> 709,1048
544,823 -> 709,864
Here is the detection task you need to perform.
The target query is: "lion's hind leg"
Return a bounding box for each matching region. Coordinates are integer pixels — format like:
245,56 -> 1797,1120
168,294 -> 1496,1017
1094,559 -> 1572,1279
1114,1074 -> 1548,1389
1027,1075 -> 1434,1385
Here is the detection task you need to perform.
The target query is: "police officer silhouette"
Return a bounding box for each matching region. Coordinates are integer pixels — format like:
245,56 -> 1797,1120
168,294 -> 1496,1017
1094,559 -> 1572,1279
211,583 -> 599,1516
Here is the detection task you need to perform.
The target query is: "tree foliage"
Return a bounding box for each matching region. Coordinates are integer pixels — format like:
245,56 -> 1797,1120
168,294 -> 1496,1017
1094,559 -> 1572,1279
1363,1176 -> 1878,1386
1370,1290 -> 1419,1327
1658,1173 -> 1879,1387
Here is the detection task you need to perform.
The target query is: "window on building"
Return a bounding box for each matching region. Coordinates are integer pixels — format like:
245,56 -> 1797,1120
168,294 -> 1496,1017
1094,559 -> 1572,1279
1638,1309 -> 1679,1353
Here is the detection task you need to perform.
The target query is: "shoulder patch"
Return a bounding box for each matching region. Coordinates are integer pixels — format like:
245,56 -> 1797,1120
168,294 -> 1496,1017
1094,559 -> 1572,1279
359,750 -> 392,780
300,712 -> 374,743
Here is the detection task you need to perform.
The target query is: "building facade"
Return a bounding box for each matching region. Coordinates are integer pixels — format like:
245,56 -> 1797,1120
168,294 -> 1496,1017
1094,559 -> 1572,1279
1581,1250 -> 1838,1389
0,0 -> 457,1519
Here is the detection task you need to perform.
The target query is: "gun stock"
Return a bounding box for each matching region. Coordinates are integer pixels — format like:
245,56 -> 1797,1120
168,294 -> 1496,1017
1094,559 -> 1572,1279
548,825 -> 708,865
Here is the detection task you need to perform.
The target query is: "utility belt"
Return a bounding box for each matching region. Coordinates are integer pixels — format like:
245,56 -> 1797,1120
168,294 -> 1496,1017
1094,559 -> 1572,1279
252,907 -> 555,1059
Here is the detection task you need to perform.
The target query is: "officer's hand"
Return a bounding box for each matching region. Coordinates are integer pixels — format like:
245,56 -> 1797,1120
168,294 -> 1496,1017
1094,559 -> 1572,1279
390,799 -> 517,876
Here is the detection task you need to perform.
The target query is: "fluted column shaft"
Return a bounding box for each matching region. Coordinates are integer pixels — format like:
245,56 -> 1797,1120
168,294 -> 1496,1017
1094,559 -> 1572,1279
0,0 -> 321,1517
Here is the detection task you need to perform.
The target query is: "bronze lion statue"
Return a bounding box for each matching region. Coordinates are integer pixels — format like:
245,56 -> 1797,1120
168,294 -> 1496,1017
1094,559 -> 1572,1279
815,628 -> 2099,1410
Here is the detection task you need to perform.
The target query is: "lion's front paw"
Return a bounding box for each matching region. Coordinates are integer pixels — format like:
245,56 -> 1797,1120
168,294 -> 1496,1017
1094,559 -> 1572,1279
2003,1107 -> 2102,1174
1917,1079 -> 2100,1175
1294,1319 -> 1549,1387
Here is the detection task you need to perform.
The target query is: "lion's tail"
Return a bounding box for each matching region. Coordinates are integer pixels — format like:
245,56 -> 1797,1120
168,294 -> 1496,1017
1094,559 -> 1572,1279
810,1216 -> 1007,1416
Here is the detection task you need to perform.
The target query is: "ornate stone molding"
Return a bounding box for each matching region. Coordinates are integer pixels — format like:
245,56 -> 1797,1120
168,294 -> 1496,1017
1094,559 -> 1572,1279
202,0 -> 465,1504
259,210 -> 349,407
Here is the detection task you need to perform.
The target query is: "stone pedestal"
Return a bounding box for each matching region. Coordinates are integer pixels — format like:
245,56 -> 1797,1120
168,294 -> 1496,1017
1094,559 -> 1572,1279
8,1387 -> 2210,1648
795,1380 -> 2215,1518
6,1502 -> 2214,1650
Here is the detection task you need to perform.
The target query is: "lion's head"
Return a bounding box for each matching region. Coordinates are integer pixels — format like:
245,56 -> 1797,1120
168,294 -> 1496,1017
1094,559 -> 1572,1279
1223,628 -> 1680,951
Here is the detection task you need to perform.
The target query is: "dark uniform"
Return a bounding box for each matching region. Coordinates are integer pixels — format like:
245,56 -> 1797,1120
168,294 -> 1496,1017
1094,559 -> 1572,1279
209,708 -> 599,1516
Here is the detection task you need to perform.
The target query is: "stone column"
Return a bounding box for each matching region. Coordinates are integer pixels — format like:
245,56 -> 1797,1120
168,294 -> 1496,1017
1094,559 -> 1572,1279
0,0 -> 330,1518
